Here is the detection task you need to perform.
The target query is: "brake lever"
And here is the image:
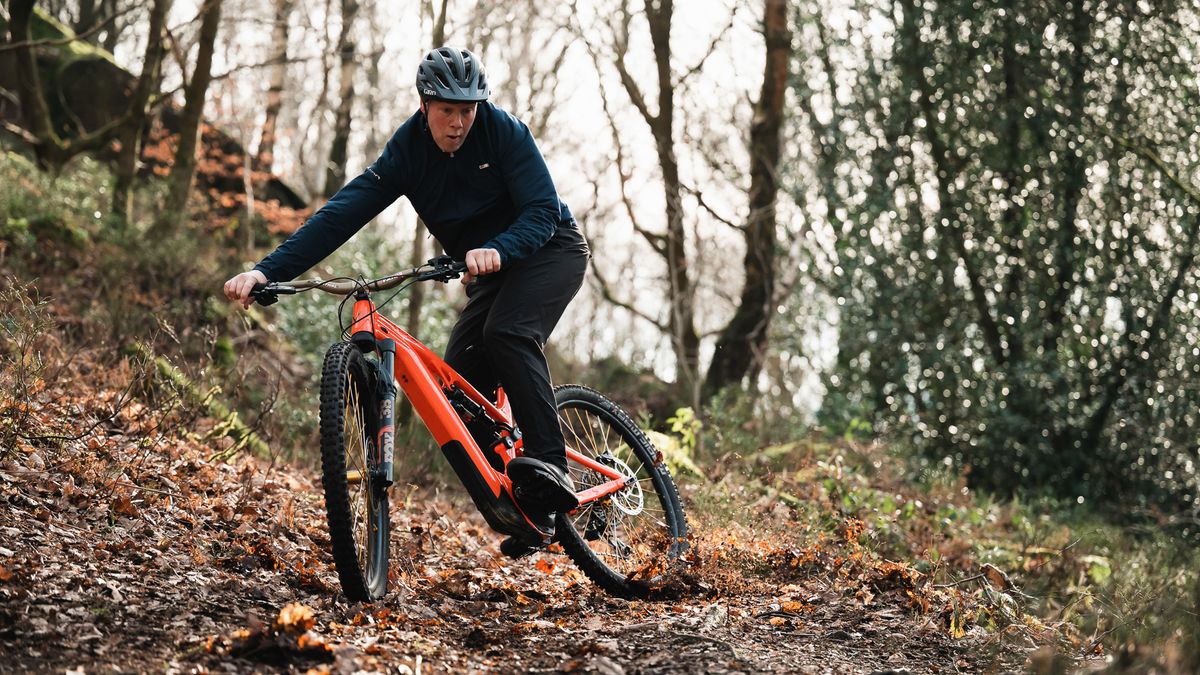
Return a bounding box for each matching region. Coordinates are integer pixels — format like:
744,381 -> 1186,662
248,281 -> 283,305
417,256 -> 467,283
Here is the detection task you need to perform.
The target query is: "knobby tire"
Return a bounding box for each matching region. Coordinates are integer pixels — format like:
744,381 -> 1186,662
553,385 -> 690,598
320,341 -> 389,602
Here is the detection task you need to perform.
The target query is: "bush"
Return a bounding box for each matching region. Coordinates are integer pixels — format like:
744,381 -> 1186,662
0,150 -> 108,250
0,280 -> 55,459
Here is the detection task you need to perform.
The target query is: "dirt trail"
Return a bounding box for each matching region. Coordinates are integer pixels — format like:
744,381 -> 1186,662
0,426 -> 1014,675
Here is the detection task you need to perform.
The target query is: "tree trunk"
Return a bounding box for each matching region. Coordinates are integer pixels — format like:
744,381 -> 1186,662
111,0 -> 172,221
9,0 -> 69,168
650,0 -> 701,403
100,0 -> 123,53
9,0 -> 160,171
703,0 -> 791,399
74,0 -> 100,42
613,0 -> 700,401
322,0 -> 360,198
164,0 -> 223,221
406,0 -> 449,340
254,0 -> 292,175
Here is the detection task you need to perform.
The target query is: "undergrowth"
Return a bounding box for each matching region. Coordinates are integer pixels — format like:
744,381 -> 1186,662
679,421 -> 1200,672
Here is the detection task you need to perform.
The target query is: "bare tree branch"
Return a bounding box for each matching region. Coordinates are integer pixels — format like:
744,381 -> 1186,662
578,16 -> 669,258
609,0 -> 656,127
0,2 -> 138,52
682,182 -> 742,232
1,120 -> 39,144
590,262 -> 669,333
671,1 -> 737,90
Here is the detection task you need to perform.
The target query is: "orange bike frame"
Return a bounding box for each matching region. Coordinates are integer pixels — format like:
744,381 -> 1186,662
349,296 -> 627,507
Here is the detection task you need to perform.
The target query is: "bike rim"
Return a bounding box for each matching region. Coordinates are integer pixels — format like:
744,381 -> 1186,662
343,373 -> 373,574
560,403 -> 681,579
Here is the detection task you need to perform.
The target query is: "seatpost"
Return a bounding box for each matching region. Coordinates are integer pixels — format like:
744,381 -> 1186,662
375,338 -> 398,486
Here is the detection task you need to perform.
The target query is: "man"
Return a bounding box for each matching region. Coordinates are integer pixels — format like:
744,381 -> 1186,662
224,46 -> 589,555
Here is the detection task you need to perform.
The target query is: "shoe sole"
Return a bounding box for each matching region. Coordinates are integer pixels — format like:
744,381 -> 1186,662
500,536 -> 545,559
507,462 -> 581,513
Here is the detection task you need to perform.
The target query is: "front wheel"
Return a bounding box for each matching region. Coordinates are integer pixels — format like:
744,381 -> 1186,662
554,385 -> 690,598
320,341 -> 389,602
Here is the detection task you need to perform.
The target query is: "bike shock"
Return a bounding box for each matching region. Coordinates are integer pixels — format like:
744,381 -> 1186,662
445,386 -> 507,472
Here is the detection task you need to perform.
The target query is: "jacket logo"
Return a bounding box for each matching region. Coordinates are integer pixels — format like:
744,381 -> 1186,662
479,163 -> 490,169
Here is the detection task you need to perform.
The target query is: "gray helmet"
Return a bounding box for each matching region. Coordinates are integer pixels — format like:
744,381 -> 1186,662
416,46 -> 489,102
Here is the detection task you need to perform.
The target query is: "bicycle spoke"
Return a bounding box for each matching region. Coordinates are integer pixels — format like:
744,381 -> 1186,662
344,377 -> 370,571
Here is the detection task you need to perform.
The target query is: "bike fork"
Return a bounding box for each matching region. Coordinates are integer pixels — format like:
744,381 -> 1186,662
375,338 -> 397,487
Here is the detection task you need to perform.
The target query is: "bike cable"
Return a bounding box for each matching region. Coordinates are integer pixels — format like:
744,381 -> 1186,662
335,276 -> 422,338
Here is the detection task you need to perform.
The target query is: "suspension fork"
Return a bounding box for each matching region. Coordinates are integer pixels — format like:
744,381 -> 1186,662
375,338 -> 397,486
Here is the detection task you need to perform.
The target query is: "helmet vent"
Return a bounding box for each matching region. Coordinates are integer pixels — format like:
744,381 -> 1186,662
416,46 -> 490,103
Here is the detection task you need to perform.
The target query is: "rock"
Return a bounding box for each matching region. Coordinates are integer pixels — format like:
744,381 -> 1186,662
589,655 -> 626,675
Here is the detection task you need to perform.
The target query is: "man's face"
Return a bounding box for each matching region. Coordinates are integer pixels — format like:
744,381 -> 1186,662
424,100 -> 478,153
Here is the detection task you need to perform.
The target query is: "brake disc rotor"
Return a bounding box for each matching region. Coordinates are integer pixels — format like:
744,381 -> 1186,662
598,453 -> 644,516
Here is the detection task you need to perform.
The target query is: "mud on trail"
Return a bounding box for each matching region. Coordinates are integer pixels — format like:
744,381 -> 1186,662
0,348 -> 1033,674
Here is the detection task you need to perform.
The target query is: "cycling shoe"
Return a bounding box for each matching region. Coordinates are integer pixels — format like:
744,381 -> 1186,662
506,456 -> 580,513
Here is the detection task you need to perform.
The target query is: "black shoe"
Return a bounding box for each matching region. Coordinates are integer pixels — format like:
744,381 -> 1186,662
499,535 -> 544,559
525,507 -> 555,540
507,456 -> 580,513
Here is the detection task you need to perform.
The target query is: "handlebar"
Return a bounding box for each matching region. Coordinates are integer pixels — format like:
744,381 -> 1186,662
249,256 -> 468,306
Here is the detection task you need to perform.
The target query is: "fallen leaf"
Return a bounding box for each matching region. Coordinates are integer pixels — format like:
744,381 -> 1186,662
276,603 -> 316,632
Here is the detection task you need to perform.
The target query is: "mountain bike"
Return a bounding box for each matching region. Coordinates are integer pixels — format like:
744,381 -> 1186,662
250,256 -> 690,601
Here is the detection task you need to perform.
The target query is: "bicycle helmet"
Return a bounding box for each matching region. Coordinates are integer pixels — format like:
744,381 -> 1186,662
416,46 -> 489,102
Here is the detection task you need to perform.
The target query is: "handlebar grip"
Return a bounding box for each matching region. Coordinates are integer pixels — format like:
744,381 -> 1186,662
249,282 -> 278,306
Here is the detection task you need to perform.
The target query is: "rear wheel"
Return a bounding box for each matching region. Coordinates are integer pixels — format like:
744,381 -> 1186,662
320,341 -> 389,601
553,385 -> 689,598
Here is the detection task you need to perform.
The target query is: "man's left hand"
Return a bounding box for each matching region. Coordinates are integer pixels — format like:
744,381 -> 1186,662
462,247 -> 501,284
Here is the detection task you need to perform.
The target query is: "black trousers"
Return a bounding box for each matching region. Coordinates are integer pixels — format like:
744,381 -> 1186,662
444,225 -> 589,471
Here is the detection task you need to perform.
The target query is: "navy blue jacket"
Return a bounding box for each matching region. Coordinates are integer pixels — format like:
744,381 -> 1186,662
255,102 -> 574,282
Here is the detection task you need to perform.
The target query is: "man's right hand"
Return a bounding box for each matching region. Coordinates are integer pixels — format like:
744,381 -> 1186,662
461,247 -> 501,285
223,270 -> 268,309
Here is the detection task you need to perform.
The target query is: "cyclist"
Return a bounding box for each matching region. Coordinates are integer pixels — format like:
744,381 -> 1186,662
224,46 -> 589,555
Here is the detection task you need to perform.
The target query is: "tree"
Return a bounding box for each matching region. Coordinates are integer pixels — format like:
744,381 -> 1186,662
111,0 -> 172,220
405,0 -> 449,341
321,0 -> 360,198
578,0 -> 702,403
5,0 -> 161,171
702,0 -> 792,399
810,0 -> 1200,519
71,0 -> 136,51
164,0 -> 223,219
254,0 -> 293,175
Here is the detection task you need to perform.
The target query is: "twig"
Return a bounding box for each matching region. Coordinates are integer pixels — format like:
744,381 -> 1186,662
1,120 -> 39,144
0,3 -> 139,53
933,573 -> 987,589
754,610 -> 804,620
671,631 -> 742,659
1084,619 -> 1136,656
111,478 -> 181,498
152,54 -> 320,105
611,621 -> 663,633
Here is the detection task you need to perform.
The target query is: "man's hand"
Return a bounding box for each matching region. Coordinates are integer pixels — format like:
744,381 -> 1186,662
462,247 -> 501,285
223,270 -> 269,309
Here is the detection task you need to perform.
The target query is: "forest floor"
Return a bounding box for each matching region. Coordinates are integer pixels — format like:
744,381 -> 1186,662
1,445 -> 1013,675
0,345 -> 1070,675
